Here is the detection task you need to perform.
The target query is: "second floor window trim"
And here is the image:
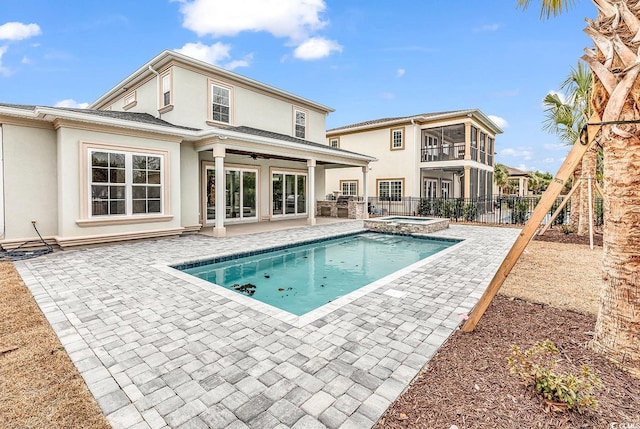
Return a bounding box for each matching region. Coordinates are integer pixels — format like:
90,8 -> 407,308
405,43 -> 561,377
294,108 -> 307,139
161,71 -> 172,108
390,128 -> 404,150
329,137 -> 339,148
211,82 -> 231,124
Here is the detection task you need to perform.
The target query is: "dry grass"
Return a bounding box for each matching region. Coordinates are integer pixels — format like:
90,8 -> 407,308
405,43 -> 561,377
500,240 -> 602,315
0,262 -> 110,429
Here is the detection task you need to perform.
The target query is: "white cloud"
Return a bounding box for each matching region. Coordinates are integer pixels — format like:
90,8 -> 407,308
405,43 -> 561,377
516,163 -> 536,172
543,157 -> 555,164
178,0 -> 327,41
396,68 -> 405,78
175,41 -> 231,64
21,56 -> 31,64
175,42 -> 253,70
500,147 -> 533,160
474,23 -> 500,32
0,22 -> 41,40
54,99 -> 89,109
0,45 -> 11,76
177,0 -> 340,60
380,92 -> 395,100
293,37 -> 341,60
488,115 -> 508,129
543,142 -> 567,151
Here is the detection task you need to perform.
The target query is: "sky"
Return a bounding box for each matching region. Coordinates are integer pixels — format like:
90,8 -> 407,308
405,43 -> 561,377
0,0 -> 596,174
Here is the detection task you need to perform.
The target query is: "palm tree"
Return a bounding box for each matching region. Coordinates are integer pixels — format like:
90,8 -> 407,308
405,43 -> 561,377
543,61 -> 596,234
493,163 -> 509,196
519,0 -> 640,377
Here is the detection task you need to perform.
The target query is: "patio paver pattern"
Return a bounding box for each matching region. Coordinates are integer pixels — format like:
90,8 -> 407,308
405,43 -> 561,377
15,222 -> 520,429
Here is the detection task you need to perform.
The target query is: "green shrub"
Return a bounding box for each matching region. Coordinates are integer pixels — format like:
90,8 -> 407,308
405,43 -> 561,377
463,202 -> 478,221
507,340 -> 601,413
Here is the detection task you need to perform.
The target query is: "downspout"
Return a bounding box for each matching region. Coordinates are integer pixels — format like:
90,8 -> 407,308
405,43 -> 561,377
0,125 -> 4,239
148,65 -> 161,118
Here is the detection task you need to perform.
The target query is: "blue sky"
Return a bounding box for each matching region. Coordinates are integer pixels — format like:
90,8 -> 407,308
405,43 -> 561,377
1,0 -> 595,173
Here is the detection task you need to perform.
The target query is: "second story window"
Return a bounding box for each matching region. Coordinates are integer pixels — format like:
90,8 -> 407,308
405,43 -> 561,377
391,128 -> 404,150
329,138 -> 339,148
212,84 -> 231,123
295,109 -> 306,139
161,72 -> 171,107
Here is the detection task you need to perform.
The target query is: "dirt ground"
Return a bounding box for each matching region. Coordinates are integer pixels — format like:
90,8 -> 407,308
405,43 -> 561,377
375,232 -> 640,429
2,230 -> 637,429
0,262 -> 110,429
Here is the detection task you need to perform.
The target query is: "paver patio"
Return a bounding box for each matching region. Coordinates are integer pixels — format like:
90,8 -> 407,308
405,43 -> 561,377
15,221 -> 520,428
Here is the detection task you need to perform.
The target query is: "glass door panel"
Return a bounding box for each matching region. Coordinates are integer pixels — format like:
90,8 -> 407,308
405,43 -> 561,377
285,174 -> 296,214
206,167 -> 216,221
296,175 -> 306,214
242,171 -> 257,218
226,170 -> 240,219
273,174 -> 283,215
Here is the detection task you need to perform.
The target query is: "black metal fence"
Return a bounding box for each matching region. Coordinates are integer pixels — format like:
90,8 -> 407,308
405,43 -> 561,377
368,196 -> 604,226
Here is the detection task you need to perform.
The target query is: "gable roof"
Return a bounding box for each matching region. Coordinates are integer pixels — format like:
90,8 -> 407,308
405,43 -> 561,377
0,103 -> 376,163
327,109 -> 503,135
504,166 -> 531,177
89,50 -> 334,114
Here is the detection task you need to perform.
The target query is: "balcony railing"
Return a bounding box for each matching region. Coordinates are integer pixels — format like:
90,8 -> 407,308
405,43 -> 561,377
420,143 -> 466,162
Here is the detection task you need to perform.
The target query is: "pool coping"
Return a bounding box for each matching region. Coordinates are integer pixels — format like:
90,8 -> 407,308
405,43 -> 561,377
159,231 -> 464,328
14,221 -> 522,429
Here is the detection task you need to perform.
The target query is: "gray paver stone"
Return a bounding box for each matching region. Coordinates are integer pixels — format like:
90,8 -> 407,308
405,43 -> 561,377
292,414 -> 327,429
319,407 -> 348,429
199,403 -> 237,429
301,390 -> 335,417
98,389 -> 131,415
268,398 -> 305,426
234,394 -> 274,423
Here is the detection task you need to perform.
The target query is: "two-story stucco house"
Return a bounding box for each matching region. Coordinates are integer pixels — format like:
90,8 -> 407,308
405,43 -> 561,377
325,110 -> 501,203
0,50 -> 375,249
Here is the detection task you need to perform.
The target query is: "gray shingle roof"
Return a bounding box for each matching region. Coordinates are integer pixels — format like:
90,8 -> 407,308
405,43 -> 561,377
223,125 -> 374,158
0,103 -> 200,131
327,110 -> 471,132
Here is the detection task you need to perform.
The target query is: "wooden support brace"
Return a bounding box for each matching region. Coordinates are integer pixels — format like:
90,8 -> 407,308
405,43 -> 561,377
461,116 -> 601,332
594,180 -> 605,199
539,177 -> 582,235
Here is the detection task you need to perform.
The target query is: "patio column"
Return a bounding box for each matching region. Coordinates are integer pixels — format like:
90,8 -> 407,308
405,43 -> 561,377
307,159 -> 316,225
362,165 -> 369,219
213,145 -> 226,237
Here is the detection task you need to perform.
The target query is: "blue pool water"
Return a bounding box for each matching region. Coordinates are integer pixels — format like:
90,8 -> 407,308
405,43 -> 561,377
179,232 -> 457,316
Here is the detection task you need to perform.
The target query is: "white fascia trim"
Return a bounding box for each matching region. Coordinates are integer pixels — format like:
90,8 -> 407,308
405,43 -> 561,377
1,105 -> 375,164
89,50 -> 335,113
198,128 -> 378,163
328,109 -> 503,136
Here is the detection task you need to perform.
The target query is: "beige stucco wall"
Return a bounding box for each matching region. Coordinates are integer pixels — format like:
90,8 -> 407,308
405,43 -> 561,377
132,65 -> 328,144
325,124 -> 419,198
180,142 -> 200,227
55,126 -> 183,238
2,123 -> 58,240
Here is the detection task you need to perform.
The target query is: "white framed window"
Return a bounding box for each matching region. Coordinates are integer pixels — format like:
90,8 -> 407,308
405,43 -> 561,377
294,108 -> 307,139
390,128 -> 404,150
89,149 -> 163,217
424,178 -> 437,199
211,83 -> 231,123
161,72 -> 171,107
329,138 -> 339,148
378,179 -> 403,201
340,180 -> 357,196
441,180 -> 452,199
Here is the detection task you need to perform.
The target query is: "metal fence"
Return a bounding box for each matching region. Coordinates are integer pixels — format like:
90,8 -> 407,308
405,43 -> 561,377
367,195 -> 604,226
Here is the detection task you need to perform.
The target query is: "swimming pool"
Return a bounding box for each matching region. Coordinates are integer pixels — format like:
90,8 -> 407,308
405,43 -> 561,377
176,232 -> 458,316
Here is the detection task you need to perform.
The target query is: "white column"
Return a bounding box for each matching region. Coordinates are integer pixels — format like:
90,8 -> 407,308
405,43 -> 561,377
213,145 -> 226,237
362,165 -> 369,219
307,159 -> 316,225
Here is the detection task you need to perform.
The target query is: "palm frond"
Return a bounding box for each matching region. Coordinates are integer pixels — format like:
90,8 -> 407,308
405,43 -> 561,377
517,0 -> 578,19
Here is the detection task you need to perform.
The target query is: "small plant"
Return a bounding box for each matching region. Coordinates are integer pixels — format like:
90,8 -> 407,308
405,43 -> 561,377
560,224 -> 576,234
506,339 -> 601,413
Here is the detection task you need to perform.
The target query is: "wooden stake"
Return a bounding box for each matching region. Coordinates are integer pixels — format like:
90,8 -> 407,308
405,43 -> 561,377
594,180 -> 605,199
539,177 -> 582,235
461,117 -> 600,332
588,176 -> 594,250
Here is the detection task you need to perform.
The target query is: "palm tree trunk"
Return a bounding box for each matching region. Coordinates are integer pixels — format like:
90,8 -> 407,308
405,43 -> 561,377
577,145 -> 598,235
585,0 -> 640,378
569,163 -> 582,230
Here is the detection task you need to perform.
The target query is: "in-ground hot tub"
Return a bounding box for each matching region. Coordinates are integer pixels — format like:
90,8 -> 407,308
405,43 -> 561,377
364,216 -> 449,234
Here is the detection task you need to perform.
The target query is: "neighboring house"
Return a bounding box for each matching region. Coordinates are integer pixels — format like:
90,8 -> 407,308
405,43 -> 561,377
0,50 -> 375,249
325,110 -> 502,202
503,166 -> 531,196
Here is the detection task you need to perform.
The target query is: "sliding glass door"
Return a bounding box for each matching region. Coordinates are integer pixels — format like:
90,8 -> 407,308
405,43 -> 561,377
272,171 -> 306,217
205,166 -> 257,223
